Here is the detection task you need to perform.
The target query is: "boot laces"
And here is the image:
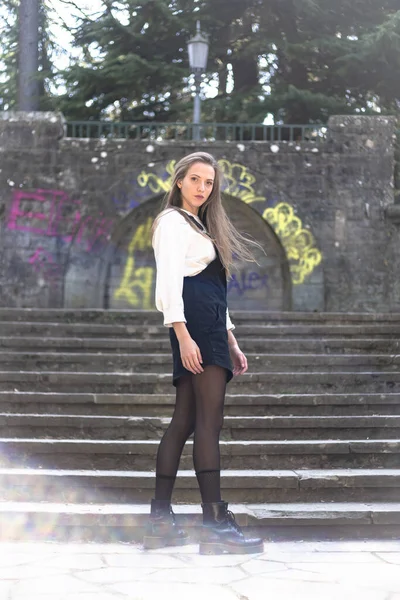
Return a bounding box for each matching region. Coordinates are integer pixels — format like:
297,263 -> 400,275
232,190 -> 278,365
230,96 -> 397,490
169,506 -> 176,523
226,510 -> 241,533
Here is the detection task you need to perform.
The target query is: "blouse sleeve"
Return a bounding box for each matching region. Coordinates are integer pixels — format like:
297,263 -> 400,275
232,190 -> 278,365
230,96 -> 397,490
152,212 -> 191,328
226,307 -> 235,331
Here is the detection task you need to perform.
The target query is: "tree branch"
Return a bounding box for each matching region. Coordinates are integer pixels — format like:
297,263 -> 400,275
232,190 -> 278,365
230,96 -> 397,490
47,0 -> 99,20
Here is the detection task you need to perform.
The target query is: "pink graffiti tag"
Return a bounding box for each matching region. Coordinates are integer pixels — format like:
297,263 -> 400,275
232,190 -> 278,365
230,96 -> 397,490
74,214 -> 114,252
28,246 -> 62,286
7,189 -> 114,251
7,189 -> 81,239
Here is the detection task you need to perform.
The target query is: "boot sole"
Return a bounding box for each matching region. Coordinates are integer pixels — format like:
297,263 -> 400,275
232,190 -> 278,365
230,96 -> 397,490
199,541 -> 264,555
143,535 -> 190,550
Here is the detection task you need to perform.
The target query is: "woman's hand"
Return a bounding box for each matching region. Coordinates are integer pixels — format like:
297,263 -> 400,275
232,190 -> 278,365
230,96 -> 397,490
229,343 -> 248,376
179,336 -> 204,375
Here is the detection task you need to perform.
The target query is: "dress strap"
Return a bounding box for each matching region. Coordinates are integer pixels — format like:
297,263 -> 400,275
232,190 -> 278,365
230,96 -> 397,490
186,214 -> 210,237
187,214 -> 225,281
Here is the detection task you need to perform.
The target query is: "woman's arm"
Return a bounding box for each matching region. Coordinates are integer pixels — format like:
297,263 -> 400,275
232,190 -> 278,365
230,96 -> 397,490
227,329 -> 238,349
152,213 -> 204,375
226,307 -> 235,332
152,212 -> 191,327
173,321 -> 192,343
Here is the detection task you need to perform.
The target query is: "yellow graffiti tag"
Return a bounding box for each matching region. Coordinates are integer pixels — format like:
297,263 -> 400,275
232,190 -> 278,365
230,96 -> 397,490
218,160 -> 266,204
263,203 -> 322,285
138,159 -> 265,204
114,217 -> 154,307
135,161 -> 322,285
137,161 -> 176,194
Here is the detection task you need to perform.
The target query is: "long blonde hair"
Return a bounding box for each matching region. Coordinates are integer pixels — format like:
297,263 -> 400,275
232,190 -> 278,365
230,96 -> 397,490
151,151 -> 263,278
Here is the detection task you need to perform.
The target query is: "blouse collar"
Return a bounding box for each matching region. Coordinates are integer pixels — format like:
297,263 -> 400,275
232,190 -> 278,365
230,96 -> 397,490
181,208 -> 202,222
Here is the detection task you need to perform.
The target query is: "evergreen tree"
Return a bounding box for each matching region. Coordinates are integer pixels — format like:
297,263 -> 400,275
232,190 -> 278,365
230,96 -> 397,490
260,0 -> 400,123
57,0 -> 268,122
199,0 -> 400,123
0,0 -> 58,111
0,0 -> 19,111
2,0 -> 400,123
57,0 -> 193,120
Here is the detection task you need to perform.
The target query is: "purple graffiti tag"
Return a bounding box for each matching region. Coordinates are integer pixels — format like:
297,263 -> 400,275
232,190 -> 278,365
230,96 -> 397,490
228,271 -> 269,297
112,195 -> 141,210
28,246 -> 62,286
53,192 -> 82,243
74,213 -> 114,251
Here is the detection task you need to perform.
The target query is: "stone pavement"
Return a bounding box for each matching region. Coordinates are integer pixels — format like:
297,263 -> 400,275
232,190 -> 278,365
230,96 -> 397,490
1,539 -> 400,600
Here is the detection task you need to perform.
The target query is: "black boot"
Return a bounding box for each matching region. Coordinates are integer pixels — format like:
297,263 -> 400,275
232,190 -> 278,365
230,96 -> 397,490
143,499 -> 189,549
200,501 -> 264,555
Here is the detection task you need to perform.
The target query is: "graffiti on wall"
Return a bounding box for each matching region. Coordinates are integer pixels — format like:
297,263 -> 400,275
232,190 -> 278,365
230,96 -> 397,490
115,160 -> 270,307
114,217 -> 154,308
6,159 -> 321,306
218,160 -> 266,204
7,189 -> 115,287
133,160 -> 322,288
28,246 -> 63,287
136,159 -> 266,204
228,271 -> 269,296
8,189 -> 114,251
137,161 -> 176,195
263,203 -> 322,285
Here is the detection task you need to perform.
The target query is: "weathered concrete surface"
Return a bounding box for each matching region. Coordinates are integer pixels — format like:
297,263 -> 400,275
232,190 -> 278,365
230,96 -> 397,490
1,112 -> 399,313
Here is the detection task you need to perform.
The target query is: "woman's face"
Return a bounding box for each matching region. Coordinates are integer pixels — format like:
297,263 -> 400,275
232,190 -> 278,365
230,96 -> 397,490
177,161 -> 215,215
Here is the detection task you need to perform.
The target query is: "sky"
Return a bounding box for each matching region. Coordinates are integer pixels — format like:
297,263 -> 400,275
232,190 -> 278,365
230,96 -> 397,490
46,0 -> 104,70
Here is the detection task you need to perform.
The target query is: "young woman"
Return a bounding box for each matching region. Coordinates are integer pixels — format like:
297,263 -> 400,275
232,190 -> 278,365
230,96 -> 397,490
144,151 -> 264,555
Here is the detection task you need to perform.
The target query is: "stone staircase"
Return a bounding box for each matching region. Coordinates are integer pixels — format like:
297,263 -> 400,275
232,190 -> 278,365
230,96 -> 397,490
0,308 -> 400,542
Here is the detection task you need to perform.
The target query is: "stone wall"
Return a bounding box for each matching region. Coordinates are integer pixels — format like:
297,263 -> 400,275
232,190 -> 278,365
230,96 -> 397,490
0,111 -> 398,313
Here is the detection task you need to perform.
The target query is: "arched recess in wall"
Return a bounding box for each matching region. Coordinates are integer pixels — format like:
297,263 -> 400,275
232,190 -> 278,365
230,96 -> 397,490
102,194 -> 291,312
222,193 -> 291,311
63,158 -> 324,311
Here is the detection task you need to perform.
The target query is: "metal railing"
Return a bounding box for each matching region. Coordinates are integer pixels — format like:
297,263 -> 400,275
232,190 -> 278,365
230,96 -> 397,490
66,121 -> 327,143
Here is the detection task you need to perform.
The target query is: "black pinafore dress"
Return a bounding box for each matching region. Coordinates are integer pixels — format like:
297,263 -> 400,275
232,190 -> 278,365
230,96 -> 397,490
169,216 -> 234,388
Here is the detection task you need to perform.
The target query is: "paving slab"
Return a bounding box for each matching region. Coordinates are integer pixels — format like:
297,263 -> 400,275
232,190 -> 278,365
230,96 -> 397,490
231,577 -> 389,600
375,552 -> 400,564
2,539 -> 400,600
288,561 -> 400,592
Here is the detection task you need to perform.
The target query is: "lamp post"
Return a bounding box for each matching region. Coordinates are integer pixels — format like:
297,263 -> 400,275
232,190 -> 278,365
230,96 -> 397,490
187,21 -> 209,141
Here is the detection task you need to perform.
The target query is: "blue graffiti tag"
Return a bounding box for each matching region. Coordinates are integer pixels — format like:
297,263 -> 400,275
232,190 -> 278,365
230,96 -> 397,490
228,271 -> 269,297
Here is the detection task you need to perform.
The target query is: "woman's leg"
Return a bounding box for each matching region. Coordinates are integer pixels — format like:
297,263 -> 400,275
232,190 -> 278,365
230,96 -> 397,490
143,374 -> 196,548
191,365 -> 227,503
191,365 -> 264,555
154,373 -> 196,503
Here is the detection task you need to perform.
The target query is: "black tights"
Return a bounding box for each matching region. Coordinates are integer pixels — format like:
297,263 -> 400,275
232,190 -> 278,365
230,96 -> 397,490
154,365 -> 227,504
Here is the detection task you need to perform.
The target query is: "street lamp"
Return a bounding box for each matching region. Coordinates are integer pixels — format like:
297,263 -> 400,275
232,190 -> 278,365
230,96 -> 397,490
187,21 -> 209,141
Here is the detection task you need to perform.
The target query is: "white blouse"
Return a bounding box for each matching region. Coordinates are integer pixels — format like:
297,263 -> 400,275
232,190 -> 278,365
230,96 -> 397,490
152,208 -> 235,330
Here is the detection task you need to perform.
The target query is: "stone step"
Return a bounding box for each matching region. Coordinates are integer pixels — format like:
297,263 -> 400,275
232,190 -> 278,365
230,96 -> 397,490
2,413 -> 400,441
1,308 -> 400,324
4,351 -> 400,373
1,370 -> 400,394
3,308 -> 399,541
1,501 -> 400,542
0,467 -> 399,503
2,321 -> 400,338
1,336 -> 399,354
2,438 -> 399,470
1,391 -> 399,416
